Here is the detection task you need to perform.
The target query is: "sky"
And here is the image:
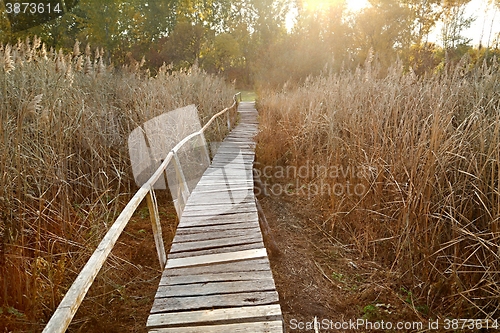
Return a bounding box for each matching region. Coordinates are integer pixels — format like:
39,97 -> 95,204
448,0 -> 499,47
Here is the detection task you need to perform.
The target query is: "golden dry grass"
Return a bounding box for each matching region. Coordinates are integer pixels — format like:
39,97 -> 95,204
257,56 -> 500,318
0,37 -> 234,328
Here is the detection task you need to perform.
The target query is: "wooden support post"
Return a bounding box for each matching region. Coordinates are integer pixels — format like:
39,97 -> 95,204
227,111 -> 231,131
173,151 -> 190,211
146,189 -> 167,269
198,133 -> 211,165
255,198 -> 281,258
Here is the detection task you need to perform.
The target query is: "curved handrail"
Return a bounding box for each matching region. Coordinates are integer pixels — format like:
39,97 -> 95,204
42,93 -> 241,333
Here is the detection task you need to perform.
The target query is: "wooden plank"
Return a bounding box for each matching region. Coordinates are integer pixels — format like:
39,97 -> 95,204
200,171 -> 253,177
210,152 -> 254,157
181,205 -> 257,217
178,212 -> 258,226
161,258 -> 271,277
216,142 -> 255,147
182,203 -> 256,213
200,171 -> 253,178
165,248 -> 267,269
208,158 -> 254,164
175,222 -> 260,235
174,228 -> 262,243
193,185 -> 253,192
169,234 -> 263,253
194,181 -> 253,188
188,190 -> 253,201
209,156 -> 253,161
180,210 -> 258,220
149,320 -> 283,333
185,199 -> 255,208
192,181 -> 253,188
160,271 -> 274,286
203,164 -> 253,170
181,209 -> 257,219
214,147 -> 255,152
156,279 -> 277,298
191,186 -> 254,194
212,150 -> 255,155
146,304 -> 282,328
184,198 -> 255,206
167,242 -> 264,259
151,291 -> 279,313
177,219 -> 259,230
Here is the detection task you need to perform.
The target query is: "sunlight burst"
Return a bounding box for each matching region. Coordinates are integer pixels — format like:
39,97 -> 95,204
303,0 -> 369,12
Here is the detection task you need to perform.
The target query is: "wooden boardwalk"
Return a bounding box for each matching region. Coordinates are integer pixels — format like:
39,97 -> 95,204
146,102 -> 284,332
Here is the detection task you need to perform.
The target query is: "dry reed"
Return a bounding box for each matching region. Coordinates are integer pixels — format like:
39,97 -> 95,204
0,37 -> 234,330
257,56 -> 500,318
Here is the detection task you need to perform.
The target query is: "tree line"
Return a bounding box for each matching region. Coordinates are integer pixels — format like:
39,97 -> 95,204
1,0 -> 499,88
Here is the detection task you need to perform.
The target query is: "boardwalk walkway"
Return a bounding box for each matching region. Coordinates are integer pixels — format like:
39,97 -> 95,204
146,102 -> 284,332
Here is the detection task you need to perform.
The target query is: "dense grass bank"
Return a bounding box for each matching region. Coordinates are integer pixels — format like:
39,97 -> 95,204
0,37 -> 234,329
257,57 -> 500,318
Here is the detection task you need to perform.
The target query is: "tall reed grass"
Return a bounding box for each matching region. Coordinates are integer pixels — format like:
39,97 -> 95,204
0,37 -> 234,329
257,56 -> 500,318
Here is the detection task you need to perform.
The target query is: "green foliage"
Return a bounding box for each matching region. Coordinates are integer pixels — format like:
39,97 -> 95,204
331,272 -> 344,282
362,304 -> 379,320
0,0 -> 491,88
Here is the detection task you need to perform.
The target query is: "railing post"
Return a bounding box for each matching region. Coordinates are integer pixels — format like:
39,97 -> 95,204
146,189 -> 167,269
198,133 -> 211,165
172,150 -> 190,211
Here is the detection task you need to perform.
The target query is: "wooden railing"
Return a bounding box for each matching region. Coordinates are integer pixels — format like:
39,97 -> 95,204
42,93 -> 241,333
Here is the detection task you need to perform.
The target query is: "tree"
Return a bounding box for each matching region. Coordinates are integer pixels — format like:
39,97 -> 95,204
352,0 -> 412,68
406,0 -> 442,45
440,0 -> 475,49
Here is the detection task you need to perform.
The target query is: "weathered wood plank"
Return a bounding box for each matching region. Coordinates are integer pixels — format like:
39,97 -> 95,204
187,191 -> 254,202
146,304 -> 282,328
182,204 -> 256,215
177,221 -> 259,233
167,242 -> 264,259
181,205 -> 257,217
191,179 -> 253,188
184,200 -> 255,208
161,258 -> 271,277
199,172 -> 253,179
177,220 -> 259,231
156,279 -> 277,298
191,186 -> 254,194
174,228 -> 262,243
169,234 -> 263,253
178,212 -> 258,226
165,248 -> 267,269
175,221 -> 260,235
149,320 -> 283,333
160,270 -> 274,286
151,291 -> 279,313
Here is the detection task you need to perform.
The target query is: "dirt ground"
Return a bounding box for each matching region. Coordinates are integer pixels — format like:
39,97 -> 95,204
260,194 -> 428,332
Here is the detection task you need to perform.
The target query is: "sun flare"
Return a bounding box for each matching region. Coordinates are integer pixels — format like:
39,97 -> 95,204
303,0 -> 369,12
